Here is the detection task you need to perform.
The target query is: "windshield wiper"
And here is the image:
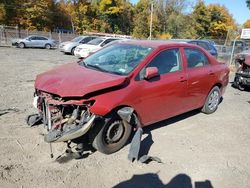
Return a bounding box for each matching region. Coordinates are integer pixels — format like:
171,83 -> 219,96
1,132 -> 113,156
85,63 -> 109,73
80,61 -> 124,75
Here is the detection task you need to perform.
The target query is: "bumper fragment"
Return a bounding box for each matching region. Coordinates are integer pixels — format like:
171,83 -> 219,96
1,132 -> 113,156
44,115 -> 95,143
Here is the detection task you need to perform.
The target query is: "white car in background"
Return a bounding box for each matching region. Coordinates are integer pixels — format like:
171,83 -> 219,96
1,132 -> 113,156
59,36 -> 97,55
74,37 -> 121,58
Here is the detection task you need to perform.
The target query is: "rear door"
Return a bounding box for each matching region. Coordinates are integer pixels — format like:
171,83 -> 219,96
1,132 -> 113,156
134,48 -> 188,125
183,48 -> 216,110
37,37 -> 48,47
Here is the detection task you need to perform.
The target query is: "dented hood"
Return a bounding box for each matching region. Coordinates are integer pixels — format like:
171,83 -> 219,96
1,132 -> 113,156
35,63 -> 127,97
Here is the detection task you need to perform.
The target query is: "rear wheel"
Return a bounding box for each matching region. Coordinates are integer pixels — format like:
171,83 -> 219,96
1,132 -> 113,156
71,47 -> 76,55
90,114 -> 132,154
201,86 -> 221,114
18,42 -> 25,48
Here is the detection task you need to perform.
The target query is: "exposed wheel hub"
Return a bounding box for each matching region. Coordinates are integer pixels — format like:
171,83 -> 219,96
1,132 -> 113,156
105,121 -> 124,144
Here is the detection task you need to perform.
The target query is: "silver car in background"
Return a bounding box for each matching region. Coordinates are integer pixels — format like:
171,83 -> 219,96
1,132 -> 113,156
12,35 -> 56,49
59,36 -> 97,55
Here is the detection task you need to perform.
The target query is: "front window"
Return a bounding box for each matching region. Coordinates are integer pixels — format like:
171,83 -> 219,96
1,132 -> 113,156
71,37 -> 83,42
146,48 -> 182,75
80,44 -> 153,75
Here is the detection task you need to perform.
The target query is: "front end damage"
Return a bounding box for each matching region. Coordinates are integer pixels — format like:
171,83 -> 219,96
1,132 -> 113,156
234,55 -> 250,90
33,90 -> 96,144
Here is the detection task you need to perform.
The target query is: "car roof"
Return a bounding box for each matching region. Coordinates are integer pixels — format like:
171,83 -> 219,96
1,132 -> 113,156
78,36 -> 93,38
96,37 -> 121,40
188,40 -> 211,43
28,35 -> 48,38
117,39 -> 199,49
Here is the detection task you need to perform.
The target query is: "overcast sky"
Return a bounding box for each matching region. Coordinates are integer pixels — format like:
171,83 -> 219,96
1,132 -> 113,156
129,0 -> 249,25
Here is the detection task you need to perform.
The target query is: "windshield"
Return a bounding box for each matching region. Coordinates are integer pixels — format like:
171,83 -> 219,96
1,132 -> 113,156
80,44 -> 153,75
71,36 -> 83,42
87,38 -> 104,45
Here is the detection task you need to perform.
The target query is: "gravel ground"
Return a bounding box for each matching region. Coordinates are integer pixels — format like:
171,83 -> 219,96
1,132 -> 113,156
0,47 -> 250,188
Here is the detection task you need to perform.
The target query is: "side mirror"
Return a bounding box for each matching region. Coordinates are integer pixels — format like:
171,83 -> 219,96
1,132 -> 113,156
144,67 -> 159,80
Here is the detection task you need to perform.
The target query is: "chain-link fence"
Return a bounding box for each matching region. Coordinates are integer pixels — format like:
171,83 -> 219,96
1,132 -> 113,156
215,40 -> 249,68
0,25 -> 78,46
1,25 -> 248,70
0,25 -> 132,47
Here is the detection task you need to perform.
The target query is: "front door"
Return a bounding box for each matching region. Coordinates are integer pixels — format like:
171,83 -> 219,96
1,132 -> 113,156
134,48 -> 188,126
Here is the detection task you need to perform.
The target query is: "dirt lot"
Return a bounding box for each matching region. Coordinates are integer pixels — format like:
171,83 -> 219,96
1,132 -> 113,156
0,47 -> 250,188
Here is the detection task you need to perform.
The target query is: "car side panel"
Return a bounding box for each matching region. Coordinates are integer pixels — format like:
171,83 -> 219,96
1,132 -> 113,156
89,47 -> 188,126
185,66 -> 216,109
89,45 -> 229,126
89,75 -> 187,126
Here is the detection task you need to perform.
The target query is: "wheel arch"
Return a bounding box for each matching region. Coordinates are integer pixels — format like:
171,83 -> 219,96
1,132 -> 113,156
201,82 -> 222,108
104,105 -> 142,128
90,105 -> 137,132
19,42 -> 26,47
45,43 -> 51,48
213,82 -> 222,90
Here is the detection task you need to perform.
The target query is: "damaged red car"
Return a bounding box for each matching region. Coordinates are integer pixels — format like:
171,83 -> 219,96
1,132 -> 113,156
31,40 -> 229,155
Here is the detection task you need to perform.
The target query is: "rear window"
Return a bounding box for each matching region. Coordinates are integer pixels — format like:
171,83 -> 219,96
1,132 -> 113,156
184,48 -> 209,68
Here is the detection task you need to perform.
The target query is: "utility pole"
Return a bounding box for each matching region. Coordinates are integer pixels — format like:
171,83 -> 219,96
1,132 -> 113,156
149,3 -> 153,40
224,29 -> 230,46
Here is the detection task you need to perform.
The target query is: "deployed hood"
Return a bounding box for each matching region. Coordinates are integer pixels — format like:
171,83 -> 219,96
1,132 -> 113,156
35,63 -> 127,97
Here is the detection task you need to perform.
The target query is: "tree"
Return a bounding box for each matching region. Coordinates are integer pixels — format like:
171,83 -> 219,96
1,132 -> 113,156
207,4 -> 237,39
164,0 -> 196,38
247,0 -> 250,9
0,2 -> 5,24
192,0 -> 211,38
132,0 -> 151,38
243,19 -> 250,28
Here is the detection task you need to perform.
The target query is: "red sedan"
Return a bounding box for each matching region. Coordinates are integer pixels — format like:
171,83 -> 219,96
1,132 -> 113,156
32,40 -> 229,154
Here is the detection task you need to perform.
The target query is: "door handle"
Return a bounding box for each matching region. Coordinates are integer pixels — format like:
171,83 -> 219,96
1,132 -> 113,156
180,76 -> 187,82
209,71 -> 215,76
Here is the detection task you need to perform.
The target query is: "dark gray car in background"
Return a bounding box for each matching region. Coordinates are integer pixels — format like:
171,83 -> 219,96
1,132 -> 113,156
12,35 -> 56,49
188,40 -> 218,58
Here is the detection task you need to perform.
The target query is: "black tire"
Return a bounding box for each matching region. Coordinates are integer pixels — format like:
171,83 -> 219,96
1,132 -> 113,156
238,84 -> 245,91
18,42 -> 25,48
71,47 -> 76,55
45,44 -> 51,49
90,114 -> 132,154
233,77 -> 245,91
201,86 -> 221,114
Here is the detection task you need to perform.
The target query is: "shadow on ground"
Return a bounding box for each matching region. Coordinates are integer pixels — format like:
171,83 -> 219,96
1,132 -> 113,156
113,173 -> 213,188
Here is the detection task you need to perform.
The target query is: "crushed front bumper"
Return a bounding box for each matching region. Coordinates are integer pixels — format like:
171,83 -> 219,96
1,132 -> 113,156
235,72 -> 250,86
34,91 -> 96,143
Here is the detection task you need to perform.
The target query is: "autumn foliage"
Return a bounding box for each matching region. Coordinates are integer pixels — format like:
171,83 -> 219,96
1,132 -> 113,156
0,0 -> 239,40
